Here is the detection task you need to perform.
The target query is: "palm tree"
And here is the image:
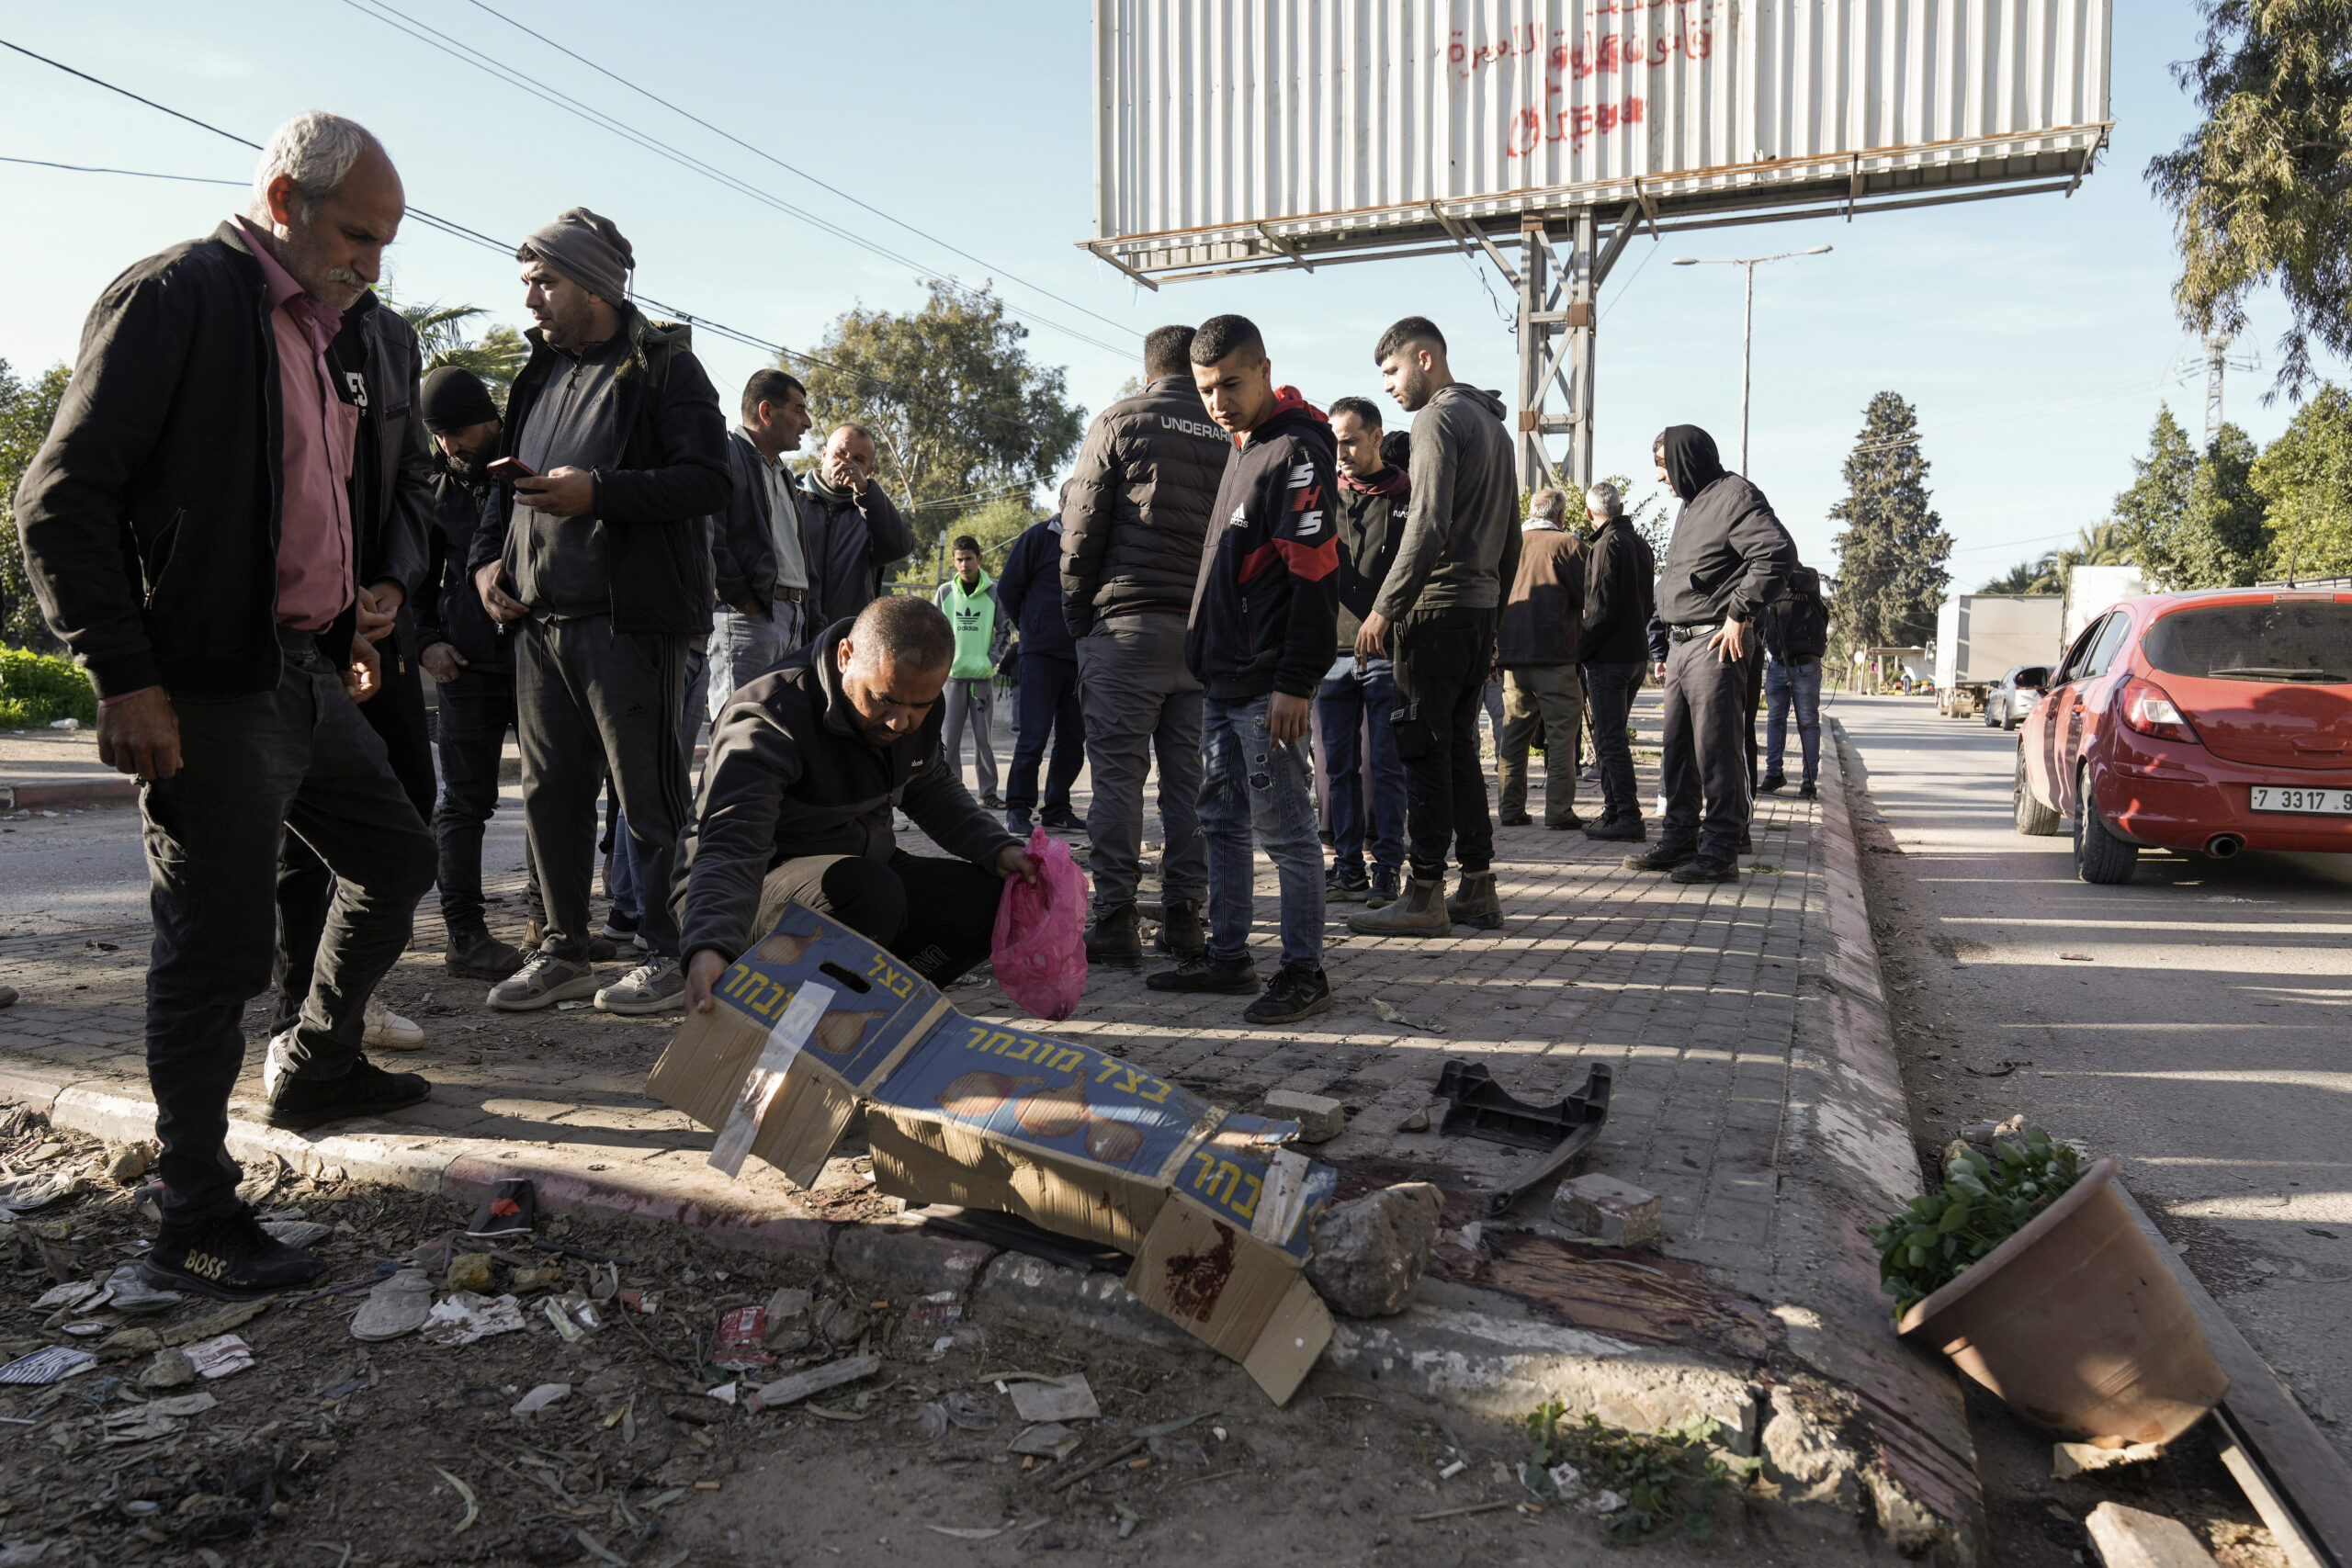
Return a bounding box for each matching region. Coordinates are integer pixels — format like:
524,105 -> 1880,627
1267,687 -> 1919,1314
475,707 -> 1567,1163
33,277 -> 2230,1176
1980,522 -> 2133,594
393,300 -> 528,402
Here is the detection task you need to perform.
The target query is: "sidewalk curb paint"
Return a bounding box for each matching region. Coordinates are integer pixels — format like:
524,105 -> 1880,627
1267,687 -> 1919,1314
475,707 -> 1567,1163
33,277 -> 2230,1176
0,778 -> 141,813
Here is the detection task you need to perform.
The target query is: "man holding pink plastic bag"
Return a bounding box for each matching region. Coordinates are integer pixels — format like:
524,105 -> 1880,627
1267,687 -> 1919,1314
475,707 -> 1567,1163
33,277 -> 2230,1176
672,597 -> 1036,1017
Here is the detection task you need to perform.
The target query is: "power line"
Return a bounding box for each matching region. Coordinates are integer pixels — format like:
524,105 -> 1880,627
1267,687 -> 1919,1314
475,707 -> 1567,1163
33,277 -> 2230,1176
0,38 -> 1069,456
338,0 -> 1132,359
0,153 -> 239,186
459,0 -> 1141,346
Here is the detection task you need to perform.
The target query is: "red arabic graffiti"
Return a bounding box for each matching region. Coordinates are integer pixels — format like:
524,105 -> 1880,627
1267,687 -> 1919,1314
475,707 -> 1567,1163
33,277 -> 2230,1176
1509,97 -> 1646,158
1445,0 -> 1715,81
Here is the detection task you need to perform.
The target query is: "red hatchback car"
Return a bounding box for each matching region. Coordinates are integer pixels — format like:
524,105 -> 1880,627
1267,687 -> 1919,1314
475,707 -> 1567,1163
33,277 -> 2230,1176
2014,590 -> 2352,883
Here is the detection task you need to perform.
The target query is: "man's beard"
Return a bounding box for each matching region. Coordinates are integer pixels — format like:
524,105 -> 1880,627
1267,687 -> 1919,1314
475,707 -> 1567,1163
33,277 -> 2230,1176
277,220 -> 368,309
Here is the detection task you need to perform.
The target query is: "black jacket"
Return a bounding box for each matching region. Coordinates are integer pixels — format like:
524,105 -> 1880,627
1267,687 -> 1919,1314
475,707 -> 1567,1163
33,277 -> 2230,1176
1332,474 -> 1409,654
417,456 -> 509,674
16,222 -> 431,701
800,475 -> 916,630
673,619 -> 1019,960
1577,514 -> 1657,665
711,429 -> 815,614
1764,570 -> 1830,663
997,520 -> 1076,662
1185,400 -> 1340,701
1059,376 -> 1232,636
467,307 -> 730,636
1653,425 -> 1796,627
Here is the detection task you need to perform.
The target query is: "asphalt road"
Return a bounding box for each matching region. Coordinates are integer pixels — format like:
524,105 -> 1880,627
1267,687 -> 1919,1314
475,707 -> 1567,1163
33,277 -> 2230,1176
1829,691 -> 2352,1465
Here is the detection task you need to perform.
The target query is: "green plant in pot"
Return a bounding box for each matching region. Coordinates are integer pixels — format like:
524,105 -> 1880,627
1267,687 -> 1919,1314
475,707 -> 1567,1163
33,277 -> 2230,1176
1873,1126 -> 2228,1447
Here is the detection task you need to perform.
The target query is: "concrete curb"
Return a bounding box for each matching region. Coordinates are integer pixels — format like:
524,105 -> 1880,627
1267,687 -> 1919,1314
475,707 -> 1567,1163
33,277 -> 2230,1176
0,777 -> 141,813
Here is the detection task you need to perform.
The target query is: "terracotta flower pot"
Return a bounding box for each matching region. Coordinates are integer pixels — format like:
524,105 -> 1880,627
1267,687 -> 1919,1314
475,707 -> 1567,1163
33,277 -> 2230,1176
1897,1158 -> 2228,1446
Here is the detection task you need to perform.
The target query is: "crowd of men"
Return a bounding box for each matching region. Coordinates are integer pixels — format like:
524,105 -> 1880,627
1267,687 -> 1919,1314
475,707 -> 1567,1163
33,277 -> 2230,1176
11,112 -> 1826,1300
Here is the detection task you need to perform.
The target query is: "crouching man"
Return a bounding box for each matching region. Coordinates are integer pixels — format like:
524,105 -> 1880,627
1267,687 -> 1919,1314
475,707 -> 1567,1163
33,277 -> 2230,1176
675,596 -> 1036,1010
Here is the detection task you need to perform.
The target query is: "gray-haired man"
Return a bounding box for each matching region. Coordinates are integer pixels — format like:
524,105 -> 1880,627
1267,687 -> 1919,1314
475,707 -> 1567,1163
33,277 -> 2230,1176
1495,488 -> 1587,829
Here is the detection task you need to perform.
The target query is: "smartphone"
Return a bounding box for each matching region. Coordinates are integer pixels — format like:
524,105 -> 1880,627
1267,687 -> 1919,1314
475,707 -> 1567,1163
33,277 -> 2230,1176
487,457 -> 538,483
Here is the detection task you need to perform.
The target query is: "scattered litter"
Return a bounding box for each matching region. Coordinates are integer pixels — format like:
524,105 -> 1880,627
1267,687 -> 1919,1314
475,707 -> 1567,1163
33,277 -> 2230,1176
1011,1422 -> 1085,1460
1114,1501 -> 1141,1539
942,1390 -> 999,1431
435,1467 -> 479,1535
90,1263 -> 181,1314
616,1289 -> 662,1315
418,1292 -> 527,1348
917,1403 -> 951,1442
746,1354 -> 881,1412
1128,1410 -> 1222,1439
507,1266 -> 561,1292
349,1269 -> 435,1342
0,1173 -> 74,1213
714,1305 -> 773,1371
1147,1436 -> 1207,1466
1438,1459 -> 1467,1480
445,1252 -> 496,1293
763,1285 -> 811,1322
464,1177 -> 536,1239
928,1524 -> 1011,1540
0,1346 -> 95,1385
183,1334 -> 254,1379
510,1382 -> 571,1418
1588,1488 -> 1628,1514
2052,1439 -> 2164,1479
104,1142 -> 157,1185
1009,1374 -> 1100,1424
138,1348 -> 197,1390
542,1297 -> 583,1343
31,1280 -> 98,1313
2058,952 -> 2094,962
263,1220 -> 334,1248
708,1382 -> 738,1405
48,716 -> 77,730
903,1291 -> 962,1355
1370,998 -> 1407,1024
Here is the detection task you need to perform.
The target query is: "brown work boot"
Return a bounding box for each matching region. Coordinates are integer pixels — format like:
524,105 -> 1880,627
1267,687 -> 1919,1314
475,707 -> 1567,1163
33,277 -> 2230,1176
1346,874 -> 1451,937
1444,870 -> 1503,931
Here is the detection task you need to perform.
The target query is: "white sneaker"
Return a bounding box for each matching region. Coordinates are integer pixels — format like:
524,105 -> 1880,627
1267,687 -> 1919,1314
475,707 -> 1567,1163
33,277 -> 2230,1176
262,1030 -> 297,1100
362,997 -> 425,1051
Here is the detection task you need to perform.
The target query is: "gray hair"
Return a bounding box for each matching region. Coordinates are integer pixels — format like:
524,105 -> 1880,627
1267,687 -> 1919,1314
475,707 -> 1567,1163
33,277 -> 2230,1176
249,112 -> 379,223
1529,489 -> 1567,523
1584,481 -> 1624,518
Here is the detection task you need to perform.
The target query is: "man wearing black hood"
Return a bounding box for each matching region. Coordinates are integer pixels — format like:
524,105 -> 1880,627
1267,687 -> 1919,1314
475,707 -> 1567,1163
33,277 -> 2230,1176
1631,426 -> 1798,882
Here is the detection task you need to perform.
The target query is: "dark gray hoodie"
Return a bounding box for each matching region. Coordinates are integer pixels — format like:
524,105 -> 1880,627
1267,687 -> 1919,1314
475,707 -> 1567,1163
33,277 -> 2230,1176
1372,384 -> 1520,620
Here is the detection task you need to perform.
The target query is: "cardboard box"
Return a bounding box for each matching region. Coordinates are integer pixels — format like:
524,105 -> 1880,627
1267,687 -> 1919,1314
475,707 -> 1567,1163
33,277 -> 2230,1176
646,904 -> 1338,1402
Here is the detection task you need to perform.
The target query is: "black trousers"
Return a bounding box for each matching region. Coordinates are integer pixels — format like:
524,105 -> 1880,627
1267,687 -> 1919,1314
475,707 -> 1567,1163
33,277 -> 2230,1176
752,851 -> 1003,987
1658,633 -> 1758,860
1005,653 -> 1084,815
516,615 -> 693,960
1583,660 -> 1645,826
430,665 -> 548,937
270,642 -> 435,1035
1390,605 -> 1497,881
148,633 -> 435,1223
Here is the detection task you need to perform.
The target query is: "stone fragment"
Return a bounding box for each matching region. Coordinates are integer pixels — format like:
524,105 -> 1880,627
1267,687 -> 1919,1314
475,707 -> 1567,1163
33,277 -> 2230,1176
139,1348 -> 198,1390
1398,1106 -> 1431,1134
106,1142 -> 158,1185
445,1252 -> 496,1293
1759,1389 -> 1861,1522
2052,1440 -> 2165,1480
1304,1182 -> 1443,1317
508,1267 -> 563,1292
1550,1173 -> 1665,1249
1264,1090 -> 1345,1144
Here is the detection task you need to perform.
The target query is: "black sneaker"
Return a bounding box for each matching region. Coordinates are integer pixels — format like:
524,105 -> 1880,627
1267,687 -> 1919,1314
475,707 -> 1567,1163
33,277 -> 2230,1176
1326,865 -> 1371,903
1040,805 -> 1085,831
1366,867 -> 1400,908
1759,773 -> 1788,794
1497,811 -> 1533,827
1623,843 -> 1697,872
265,1057 -> 431,1132
1146,953 -> 1258,994
1155,899 -> 1205,958
1584,817 -> 1645,842
1544,811 -> 1585,830
1244,964 -> 1332,1026
140,1207 -> 326,1301
1671,855 -> 1740,884
1797,781 -> 1818,800
1005,807 -> 1035,839
444,927 -> 526,981
1736,830 -> 1754,854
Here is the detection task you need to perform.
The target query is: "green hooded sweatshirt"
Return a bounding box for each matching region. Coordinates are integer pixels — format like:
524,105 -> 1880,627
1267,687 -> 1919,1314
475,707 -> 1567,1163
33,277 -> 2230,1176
934,570 -> 1002,680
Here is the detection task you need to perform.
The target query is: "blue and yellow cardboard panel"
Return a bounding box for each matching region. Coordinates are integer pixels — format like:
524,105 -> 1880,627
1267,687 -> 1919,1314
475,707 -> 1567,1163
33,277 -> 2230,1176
646,904 -> 1338,1402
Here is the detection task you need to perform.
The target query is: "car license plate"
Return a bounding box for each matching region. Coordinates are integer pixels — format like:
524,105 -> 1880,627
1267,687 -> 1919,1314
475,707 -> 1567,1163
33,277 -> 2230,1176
2249,785 -> 2352,815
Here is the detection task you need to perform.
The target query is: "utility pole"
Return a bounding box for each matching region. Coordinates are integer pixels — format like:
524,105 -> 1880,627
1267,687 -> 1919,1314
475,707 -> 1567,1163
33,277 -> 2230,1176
1671,245 -> 1834,475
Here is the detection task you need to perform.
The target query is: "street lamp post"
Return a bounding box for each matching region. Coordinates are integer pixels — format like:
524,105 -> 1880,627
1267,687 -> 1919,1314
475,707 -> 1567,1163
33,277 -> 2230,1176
1669,245 -> 1833,475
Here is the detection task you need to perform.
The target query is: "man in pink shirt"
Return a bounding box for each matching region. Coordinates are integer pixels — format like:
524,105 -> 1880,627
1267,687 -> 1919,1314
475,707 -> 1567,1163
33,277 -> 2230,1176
15,113 -> 438,1300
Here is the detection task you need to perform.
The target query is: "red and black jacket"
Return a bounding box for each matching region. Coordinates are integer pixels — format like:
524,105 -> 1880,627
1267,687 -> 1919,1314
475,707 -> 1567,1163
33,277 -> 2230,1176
1184,396 -> 1340,702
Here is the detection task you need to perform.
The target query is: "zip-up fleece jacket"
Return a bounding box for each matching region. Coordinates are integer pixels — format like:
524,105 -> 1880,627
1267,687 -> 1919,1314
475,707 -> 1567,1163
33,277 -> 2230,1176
1185,400 -> 1340,702
1333,468 -> 1409,654
933,571 -> 1009,679
1059,375 -> 1232,636
1577,513 -> 1657,666
16,220 -> 431,700
467,307 -> 730,636
1653,474 -> 1797,628
417,456 -> 510,674
673,619 -> 1020,960
1372,384 -> 1520,622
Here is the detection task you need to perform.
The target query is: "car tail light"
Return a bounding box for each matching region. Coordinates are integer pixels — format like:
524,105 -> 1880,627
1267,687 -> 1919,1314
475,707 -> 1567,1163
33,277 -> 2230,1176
2119,676 -> 2201,744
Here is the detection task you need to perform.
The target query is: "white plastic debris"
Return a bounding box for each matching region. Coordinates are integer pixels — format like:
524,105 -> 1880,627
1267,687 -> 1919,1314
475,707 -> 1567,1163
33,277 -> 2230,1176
511,1382 -> 571,1418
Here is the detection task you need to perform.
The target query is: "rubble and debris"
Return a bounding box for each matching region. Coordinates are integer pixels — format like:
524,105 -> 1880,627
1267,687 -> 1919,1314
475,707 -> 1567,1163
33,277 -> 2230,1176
1012,1422 -> 1084,1460
746,1353 -> 881,1411
93,1261 -> 181,1313
1262,1090 -> 1344,1144
2053,1439 -> 2166,1479
1147,1435 -> 1208,1466
263,1219 -> 334,1248
1398,1105 -> 1431,1134
349,1268 -> 435,1341
1550,1173 -> 1665,1248
104,1140 -> 157,1184
0,1172 -> 75,1213
139,1347 -> 198,1389
0,1345 -> 96,1384
943,1390 -> 998,1430
714,1304 -> 774,1370
510,1382 -> 571,1417
1304,1182 -> 1443,1317
465,1177 -> 537,1238
1431,1059 -> 1614,1216
184,1333 -> 254,1379
445,1251 -> 496,1292
418,1292 -> 527,1347
2084,1501 -> 2219,1568
1010,1374 -> 1101,1424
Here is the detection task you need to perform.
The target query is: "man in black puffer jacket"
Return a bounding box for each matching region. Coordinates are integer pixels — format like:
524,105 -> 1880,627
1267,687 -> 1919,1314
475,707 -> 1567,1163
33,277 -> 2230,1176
467,207 -> 731,1020
1625,424 -> 1798,883
1059,323 -> 1231,965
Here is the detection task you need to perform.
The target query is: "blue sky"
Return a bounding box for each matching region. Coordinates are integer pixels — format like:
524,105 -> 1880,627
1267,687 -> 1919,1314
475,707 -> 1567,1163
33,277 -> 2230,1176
0,2 -> 2324,586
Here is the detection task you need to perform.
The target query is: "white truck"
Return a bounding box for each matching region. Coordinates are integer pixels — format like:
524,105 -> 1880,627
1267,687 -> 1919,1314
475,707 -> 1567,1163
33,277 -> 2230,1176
2062,564 -> 2150,649
1932,594 -> 2064,718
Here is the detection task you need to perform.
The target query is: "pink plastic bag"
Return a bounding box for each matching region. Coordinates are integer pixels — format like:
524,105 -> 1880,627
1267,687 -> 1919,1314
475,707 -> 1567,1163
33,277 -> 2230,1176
990,828 -> 1091,1022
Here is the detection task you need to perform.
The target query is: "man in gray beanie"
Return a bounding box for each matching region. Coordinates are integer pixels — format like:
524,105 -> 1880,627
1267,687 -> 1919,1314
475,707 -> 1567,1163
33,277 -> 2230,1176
468,207 -> 731,1017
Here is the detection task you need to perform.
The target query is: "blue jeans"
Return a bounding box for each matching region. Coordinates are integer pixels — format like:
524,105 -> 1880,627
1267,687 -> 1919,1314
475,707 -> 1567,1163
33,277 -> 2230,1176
1316,661 -> 1406,874
1007,653 -> 1084,814
1765,658 -> 1823,784
1197,693 -> 1325,972
707,600 -> 804,724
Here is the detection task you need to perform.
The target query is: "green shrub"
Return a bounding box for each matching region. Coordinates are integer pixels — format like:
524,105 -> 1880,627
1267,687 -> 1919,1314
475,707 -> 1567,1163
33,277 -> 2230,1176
1871,1127 -> 2083,1318
0,647 -> 96,729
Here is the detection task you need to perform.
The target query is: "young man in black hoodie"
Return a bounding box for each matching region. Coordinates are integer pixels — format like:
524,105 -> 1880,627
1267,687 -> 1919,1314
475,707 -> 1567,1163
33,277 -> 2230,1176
1146,316 -> 1339,1025
1317,396 -> 1410,908
1576,481 -> 1657,840
1630,425 -> 1798,882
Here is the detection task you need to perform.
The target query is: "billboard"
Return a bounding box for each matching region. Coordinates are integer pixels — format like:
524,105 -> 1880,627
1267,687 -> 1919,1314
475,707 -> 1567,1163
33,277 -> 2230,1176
1087,0 -> 2113,281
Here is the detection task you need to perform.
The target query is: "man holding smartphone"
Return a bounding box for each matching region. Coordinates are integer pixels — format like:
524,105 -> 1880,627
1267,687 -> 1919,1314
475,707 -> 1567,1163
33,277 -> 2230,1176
468,207 -> 730,1016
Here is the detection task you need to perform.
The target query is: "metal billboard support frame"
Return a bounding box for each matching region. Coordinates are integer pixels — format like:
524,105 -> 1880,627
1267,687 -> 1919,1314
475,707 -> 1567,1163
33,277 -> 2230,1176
1505,201 -> 1645,495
